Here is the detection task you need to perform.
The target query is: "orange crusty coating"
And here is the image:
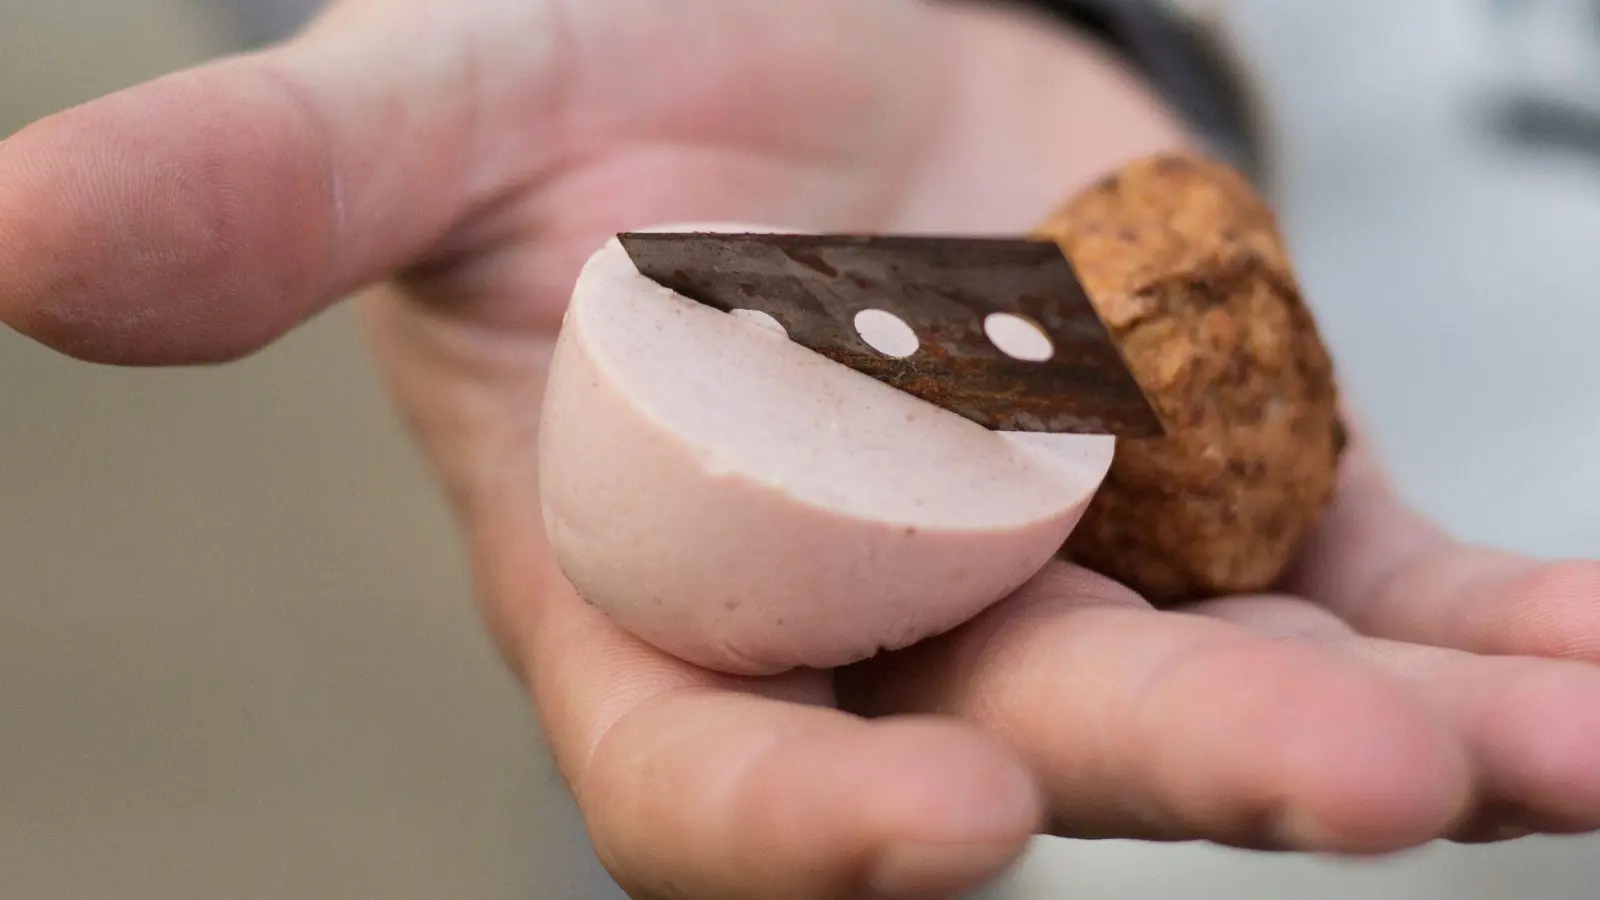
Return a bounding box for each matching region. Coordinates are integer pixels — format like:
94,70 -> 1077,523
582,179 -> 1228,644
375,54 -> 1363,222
1035,153 -> 1346,604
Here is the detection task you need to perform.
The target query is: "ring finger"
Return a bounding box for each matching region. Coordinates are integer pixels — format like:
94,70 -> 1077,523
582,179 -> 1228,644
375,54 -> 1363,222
1198,595 -> 1600,839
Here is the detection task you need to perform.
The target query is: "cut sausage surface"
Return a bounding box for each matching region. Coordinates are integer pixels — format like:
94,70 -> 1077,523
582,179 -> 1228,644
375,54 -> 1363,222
538,228 -> 1115,674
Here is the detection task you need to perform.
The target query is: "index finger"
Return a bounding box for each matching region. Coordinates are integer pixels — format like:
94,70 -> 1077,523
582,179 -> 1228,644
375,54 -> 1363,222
468,495 -> 1046,900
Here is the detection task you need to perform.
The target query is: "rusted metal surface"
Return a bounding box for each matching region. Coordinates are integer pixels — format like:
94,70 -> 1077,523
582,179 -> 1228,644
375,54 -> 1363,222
618,231 -> 1166,437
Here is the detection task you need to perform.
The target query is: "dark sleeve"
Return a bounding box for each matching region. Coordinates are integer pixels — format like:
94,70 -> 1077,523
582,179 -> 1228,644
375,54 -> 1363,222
1002,0 -> 1261,176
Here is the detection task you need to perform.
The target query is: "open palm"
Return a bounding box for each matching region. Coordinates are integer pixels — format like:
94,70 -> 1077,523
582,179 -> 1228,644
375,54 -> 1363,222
5,1 -> 1600,897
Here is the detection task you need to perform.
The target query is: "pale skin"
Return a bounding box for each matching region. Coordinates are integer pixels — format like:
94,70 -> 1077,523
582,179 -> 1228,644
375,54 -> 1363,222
4,1 -> 1600,897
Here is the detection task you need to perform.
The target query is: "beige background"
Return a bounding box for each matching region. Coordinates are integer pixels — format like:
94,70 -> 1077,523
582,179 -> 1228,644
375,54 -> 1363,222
5,1 -> 1600,898
1,3 -> 603,897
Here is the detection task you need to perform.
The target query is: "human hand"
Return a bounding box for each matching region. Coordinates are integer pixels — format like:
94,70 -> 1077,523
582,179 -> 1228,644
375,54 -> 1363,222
5,1 -> 1600,898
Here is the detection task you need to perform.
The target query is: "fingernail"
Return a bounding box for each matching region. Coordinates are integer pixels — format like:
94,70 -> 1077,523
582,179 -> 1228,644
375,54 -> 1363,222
1455,821 -> 1537,844
865,840 -> 1023,899
1272,807 -> 1340,849
1490,823 -> 1536,842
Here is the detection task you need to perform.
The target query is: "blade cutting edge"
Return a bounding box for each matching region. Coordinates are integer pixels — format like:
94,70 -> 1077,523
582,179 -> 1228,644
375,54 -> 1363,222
617,231 -> 1165,437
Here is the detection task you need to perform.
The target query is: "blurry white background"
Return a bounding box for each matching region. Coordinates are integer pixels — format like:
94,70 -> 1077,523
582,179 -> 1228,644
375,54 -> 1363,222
1014,1 -> 1600,896
2,0 -> 1597,897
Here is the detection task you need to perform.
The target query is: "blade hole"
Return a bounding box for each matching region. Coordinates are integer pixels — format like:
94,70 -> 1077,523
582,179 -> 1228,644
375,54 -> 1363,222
984,313 -> 1054,362
729,308 -> 789,339
854,309 -> 919,358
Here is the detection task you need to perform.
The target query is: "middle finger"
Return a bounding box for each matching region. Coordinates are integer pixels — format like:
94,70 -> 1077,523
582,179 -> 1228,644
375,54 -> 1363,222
837,562 -> 1473,853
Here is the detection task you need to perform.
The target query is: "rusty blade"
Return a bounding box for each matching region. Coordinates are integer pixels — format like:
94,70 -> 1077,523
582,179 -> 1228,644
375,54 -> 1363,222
616,231 -> 1165,437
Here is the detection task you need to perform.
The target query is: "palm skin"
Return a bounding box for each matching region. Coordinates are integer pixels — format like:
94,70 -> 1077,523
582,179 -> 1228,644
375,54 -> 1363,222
4,0 -> 1600,897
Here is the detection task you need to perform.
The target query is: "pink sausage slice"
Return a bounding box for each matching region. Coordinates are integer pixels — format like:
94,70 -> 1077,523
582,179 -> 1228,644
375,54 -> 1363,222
538,229 -> 1115,675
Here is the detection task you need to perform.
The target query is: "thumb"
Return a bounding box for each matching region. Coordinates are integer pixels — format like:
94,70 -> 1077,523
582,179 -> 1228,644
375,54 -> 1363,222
0,0 -> 556,365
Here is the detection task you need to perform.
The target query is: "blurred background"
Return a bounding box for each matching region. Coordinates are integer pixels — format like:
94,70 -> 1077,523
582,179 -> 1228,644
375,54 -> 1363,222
2,0 -> 1597,897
